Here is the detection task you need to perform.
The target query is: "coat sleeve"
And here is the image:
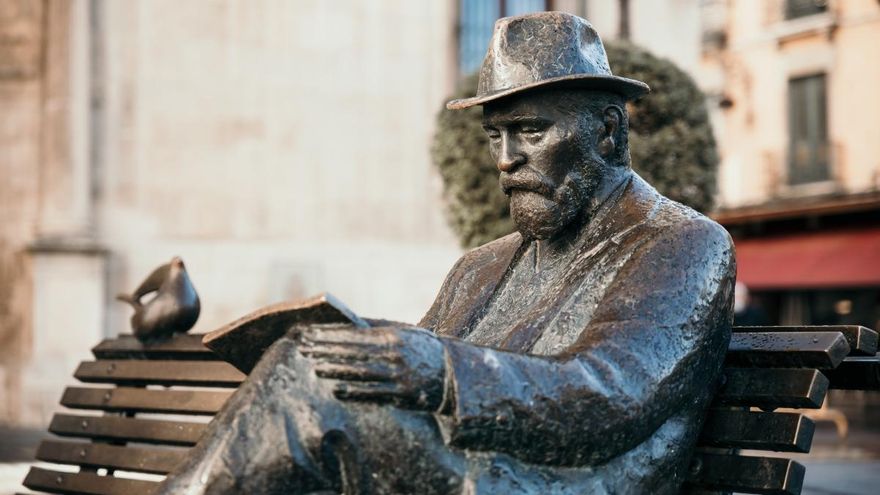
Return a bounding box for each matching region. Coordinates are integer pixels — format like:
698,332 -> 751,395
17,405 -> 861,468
438,217 -> 736,466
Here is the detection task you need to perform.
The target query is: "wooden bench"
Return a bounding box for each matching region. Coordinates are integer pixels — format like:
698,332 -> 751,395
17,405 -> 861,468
18,325 -> 879,495
18,334 -> 245,495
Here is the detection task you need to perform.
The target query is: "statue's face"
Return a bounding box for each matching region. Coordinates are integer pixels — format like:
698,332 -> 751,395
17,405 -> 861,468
482,90 -> 607,240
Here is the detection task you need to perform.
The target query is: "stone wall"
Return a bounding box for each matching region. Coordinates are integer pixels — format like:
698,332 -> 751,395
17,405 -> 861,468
95,0 -> 461,332
0,0 -> 45,424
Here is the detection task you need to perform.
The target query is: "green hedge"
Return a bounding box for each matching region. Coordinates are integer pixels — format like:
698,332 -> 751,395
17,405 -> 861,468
431,42 -> 718,248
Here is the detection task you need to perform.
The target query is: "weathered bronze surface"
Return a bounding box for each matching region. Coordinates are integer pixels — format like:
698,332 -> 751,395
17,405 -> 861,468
825,355 -> 880,390
158,12 -> 735,494
687,454 -> 806,495
698,409 -> 816,453
446,12 -> 649,109
117,256 -> 200,341
715,368 -> 829,409
734,325 -> 879,356
204,292 -> 370,373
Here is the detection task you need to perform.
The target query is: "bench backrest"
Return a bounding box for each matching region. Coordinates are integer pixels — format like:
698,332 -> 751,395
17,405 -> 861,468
19,325 -> 879,495
20,334 -> 245,495
685,325 -> 878,495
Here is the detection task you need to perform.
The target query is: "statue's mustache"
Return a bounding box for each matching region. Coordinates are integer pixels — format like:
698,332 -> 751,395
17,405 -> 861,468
500,171 -> 555,197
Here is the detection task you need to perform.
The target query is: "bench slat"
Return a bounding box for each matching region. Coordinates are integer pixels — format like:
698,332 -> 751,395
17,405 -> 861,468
698,410 -> 815,453
92,334 -> 216,361
60,387 -> 232,415
75,360 -> 245,387
824,355 -> 880,391
36,440 -> 186,475
685,453 -> 805,495
23,467 -> 158,495
49,414 -> 206,446
715,368 -> 828,409
726,332 -> 850,369
734,325 -> 878,356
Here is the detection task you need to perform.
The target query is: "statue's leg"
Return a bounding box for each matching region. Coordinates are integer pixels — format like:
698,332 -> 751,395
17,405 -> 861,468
156,334 -> 466,495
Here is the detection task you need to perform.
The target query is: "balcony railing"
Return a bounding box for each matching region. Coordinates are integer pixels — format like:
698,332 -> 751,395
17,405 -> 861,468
762,142 -> 844,198
789,140 -> 831,185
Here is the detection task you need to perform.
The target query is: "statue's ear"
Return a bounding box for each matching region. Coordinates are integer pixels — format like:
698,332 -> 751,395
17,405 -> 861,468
598,105 -> 623,158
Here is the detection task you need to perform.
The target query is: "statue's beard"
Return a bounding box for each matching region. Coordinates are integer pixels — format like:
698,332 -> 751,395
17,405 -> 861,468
507,166 -> 599,241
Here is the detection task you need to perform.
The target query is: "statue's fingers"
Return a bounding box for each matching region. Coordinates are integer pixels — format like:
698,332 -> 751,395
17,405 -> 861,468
314,361 -> 397,382
333,381 -> 402,402
299,342 -> 392,362
300,328 -> 394,346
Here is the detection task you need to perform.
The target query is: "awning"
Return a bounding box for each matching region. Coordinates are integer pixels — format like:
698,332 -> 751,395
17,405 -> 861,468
734,227 -> 880,290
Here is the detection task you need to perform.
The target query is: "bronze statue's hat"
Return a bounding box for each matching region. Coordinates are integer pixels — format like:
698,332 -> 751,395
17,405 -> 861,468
447,12 -> 649,110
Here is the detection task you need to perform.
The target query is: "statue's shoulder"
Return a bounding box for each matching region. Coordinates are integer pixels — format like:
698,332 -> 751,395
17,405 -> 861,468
631,175 -> 733,252
660,210 -> 734,266
457,231 -> 523,271
432,231 -> 523,296
420,232 -> 523,331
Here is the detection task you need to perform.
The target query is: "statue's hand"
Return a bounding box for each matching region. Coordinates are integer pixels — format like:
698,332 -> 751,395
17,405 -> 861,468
299,326 -> 446,411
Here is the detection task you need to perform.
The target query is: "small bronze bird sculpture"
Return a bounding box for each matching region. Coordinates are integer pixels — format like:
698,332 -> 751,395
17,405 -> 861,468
117,256 -> 201,341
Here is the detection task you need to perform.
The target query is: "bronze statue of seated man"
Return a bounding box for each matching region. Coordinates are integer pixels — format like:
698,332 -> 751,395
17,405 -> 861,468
158,12 -> 735,495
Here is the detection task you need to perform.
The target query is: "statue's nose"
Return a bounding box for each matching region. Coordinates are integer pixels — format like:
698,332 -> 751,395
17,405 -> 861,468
497,136 -> 526,173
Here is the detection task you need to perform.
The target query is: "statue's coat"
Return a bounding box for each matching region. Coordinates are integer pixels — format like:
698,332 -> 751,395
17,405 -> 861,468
419,173 -> 736,490
157,173 -> 735,494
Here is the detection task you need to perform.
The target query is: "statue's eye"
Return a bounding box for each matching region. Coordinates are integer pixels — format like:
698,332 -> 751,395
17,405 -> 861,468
484,128 -> 501,140
519,123 -> 546,136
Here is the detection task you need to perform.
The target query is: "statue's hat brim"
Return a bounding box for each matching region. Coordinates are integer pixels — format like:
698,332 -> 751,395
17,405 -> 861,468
446,73 -> 650,110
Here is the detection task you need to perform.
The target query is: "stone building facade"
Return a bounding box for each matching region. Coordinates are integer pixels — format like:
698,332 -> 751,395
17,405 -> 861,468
699,0 -> 880,329
1,0 -> 465,426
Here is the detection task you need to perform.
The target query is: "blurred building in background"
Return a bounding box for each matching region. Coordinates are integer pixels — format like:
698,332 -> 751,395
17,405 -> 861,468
0,0 -> 464,426
1,0 -> 878,430
457,0 -> 705,76
700,0 -> 880,330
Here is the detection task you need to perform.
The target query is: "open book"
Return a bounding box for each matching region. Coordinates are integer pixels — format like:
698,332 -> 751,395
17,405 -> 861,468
203,293 -> 370,373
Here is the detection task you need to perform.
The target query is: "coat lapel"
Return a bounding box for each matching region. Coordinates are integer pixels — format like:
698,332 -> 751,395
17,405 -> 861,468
429,233 -> 524,338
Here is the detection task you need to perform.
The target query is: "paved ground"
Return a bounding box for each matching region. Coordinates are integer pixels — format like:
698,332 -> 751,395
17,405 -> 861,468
792,425 -> 880,495
2,420 -> 879,494
800,461 -> 880,495
1,463 -> 41,495
0,425 -> 47,495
